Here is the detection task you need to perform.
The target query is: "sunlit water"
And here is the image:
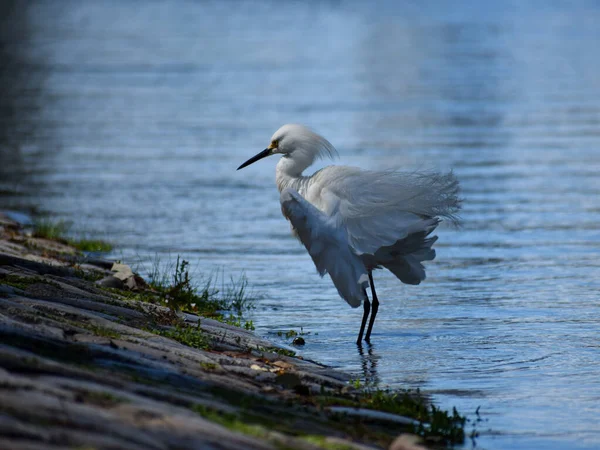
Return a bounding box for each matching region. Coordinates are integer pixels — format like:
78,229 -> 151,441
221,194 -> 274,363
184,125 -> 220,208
1,1 -> 600,448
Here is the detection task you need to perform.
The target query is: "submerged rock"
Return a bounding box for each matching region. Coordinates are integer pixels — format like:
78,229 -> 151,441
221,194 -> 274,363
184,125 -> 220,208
292,336 -> 306,346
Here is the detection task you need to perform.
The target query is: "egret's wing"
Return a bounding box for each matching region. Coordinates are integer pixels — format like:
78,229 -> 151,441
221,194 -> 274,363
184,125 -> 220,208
310,167 -> 460,255
280,188 -> 368,308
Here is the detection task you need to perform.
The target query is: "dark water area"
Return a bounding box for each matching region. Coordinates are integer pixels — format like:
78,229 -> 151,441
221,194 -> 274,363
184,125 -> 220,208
1,1 -> 600,448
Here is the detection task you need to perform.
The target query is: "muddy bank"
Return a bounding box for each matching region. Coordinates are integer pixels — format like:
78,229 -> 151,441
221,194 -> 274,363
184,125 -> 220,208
0,214 -> 464,450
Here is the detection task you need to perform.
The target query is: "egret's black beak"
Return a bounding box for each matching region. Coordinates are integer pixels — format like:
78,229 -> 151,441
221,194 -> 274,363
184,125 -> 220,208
237,148 -> 272,170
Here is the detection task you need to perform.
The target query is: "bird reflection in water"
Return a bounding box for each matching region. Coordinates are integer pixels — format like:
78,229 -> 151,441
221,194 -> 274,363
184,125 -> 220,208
357,343 -> 380,386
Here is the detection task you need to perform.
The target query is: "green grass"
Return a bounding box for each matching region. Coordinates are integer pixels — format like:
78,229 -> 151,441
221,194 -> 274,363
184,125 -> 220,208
143,256 -> 255,322
97,256 -> 256,336
71,239 -> 113,252
32,218 -> 112,253
83,390 -> 127,406
0,274 -> 67,294
192,391 -> 452,450
72,266 -> 106,282
55,316 -> 123,340
0,274 -> 35,291
84,324 -> 121,339
200,362 -> 219,371
300,435 -> 357,450
318,387 -> 466,446
192,404 -> 271,439
32,219 -> 71,240
225,314 -> 255,330
149,323 -> 211,350
276,328 -> 312,341
192,406 -> 358,450
255,346 -> 296,357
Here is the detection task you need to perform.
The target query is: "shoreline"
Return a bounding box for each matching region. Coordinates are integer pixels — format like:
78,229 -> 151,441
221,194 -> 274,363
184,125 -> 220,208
0,213 -> 465,450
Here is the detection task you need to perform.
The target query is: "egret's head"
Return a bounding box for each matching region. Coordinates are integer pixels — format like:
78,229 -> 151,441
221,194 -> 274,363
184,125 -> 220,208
237,124 -> 337,170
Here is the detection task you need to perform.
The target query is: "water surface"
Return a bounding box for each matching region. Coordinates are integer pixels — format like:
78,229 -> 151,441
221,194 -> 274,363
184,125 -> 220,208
1,1 -> 600,448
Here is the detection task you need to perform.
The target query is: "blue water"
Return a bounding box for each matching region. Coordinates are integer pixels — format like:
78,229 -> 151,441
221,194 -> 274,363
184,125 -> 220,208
1,1 -> 600,448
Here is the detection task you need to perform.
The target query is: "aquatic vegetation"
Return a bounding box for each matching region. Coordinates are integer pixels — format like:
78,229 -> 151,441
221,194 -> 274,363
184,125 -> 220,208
366,388 -> 466,444
277,329 -> 300,338
276,327 -> 311,345
194,382 -> 464,448
317,387 -> 466,446
420,404 -> 466,446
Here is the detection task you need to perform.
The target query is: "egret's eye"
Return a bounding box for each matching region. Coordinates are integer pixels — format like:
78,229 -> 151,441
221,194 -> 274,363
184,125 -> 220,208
270,139 -> 279,149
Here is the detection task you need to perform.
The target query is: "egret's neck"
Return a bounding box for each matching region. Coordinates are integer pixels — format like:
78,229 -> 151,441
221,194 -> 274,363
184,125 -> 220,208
276,156 -> 311,194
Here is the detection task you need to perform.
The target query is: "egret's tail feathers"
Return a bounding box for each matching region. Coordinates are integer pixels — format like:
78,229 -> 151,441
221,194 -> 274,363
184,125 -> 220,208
376,218 -> 440,285
383,254 -> 430,285
323,167 -> 460,255
280,188 -> 368,308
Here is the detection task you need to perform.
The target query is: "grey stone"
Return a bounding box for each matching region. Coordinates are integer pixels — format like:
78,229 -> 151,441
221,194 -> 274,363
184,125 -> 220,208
328,407 -> 420,426
95,275 -> 125,289
0,284 -> 16,295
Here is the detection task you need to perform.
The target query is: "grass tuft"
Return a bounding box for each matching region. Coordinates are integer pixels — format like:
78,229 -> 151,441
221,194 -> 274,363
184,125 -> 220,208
82,390 -> 127,406
144,256 -> 255,326
319,387 -> 466,446
32,218 -> 112,253
301,435 -> 357,450
255,346 -> 296,357
71,239 -> 113,252
32,219 -> 71,240
149,322 -> 211,350
192,404 -> 270,439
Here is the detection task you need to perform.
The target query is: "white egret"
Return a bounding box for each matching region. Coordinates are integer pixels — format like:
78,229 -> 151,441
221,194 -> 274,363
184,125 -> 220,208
238,124 -> 460,344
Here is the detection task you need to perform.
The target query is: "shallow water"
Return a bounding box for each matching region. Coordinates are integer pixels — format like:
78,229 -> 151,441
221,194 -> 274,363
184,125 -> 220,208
1,1 -> 600,448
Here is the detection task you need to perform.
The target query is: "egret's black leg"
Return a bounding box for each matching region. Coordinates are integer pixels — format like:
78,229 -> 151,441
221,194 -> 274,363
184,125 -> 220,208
356,290 -> 370,345
365,271 -> 379,343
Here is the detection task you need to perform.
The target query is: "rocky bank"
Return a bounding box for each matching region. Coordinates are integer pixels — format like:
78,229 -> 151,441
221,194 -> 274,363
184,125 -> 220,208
0,213 -> 464,450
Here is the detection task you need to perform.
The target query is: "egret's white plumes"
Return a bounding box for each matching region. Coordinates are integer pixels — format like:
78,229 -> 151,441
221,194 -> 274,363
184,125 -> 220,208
271,124 -> 338,160
300,167 -> 459,256
271,124 -> 338,175
238,124 -> 461,343
280,188 -> 368,307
